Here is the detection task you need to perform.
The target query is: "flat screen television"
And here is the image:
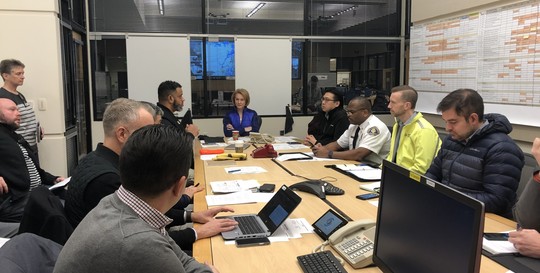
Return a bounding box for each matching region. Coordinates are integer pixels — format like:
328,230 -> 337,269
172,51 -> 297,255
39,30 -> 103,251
373,160 -> 485,273
190,40 -> 235,80
292,56 -> 300,80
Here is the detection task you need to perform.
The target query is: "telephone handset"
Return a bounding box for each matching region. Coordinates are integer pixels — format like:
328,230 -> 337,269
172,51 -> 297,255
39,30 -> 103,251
329,219 -> 376,269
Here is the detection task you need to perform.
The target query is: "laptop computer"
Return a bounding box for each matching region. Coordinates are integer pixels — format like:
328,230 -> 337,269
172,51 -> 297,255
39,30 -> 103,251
220,184 -> 302,240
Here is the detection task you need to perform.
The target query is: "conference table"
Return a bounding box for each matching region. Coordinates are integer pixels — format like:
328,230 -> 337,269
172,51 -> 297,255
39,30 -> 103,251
192,142 -> 514,273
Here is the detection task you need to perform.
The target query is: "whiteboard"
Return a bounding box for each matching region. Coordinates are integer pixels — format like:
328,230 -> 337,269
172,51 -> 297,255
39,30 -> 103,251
410,1 -> 540,126
235,38 -> 291,115
126,35 -> 191,117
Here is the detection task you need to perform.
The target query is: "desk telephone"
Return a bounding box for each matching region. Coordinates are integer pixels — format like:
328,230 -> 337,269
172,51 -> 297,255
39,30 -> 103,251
251,144 -> 278,158
249,132 -> 275,144
329,219 -> 376,269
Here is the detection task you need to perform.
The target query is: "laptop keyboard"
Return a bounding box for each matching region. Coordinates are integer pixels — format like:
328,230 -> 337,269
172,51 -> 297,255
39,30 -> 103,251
297,251 -> 348,273
236,216 -> 265,235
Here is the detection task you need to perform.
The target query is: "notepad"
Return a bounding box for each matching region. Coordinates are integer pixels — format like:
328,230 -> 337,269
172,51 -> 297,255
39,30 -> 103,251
482,237 -> 518,255
210,180 -> 260,193
334,164 -> 382,181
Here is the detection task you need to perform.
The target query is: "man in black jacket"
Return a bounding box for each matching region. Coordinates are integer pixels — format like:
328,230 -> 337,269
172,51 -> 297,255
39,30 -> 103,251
305,89 -> 349,146
156,80 -> 199,137
0,98 -> 62,223
64,98 -> 236,250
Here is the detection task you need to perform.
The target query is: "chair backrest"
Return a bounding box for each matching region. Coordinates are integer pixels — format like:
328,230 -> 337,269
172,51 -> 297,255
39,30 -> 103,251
18,186 -> 73,245
517,153 -> 539,198
257,115 -> 263,130
0,233 -> 62,273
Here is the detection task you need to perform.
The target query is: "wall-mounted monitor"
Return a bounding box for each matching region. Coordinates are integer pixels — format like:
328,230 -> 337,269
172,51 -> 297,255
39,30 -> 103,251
190,40 -> 235,80
292,56 -> 300,80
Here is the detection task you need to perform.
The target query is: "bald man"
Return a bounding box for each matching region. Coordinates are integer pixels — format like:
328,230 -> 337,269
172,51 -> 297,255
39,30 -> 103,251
0,98 -> 62,223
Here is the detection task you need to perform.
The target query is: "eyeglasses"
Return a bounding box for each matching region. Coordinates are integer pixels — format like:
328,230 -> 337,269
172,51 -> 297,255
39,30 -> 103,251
345,108 -> 367,115
321,97 -> 337,102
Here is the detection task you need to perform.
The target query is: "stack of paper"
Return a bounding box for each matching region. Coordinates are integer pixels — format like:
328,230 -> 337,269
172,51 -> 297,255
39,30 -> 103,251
210,180 -> 260,193
482,238 -> 518,255
335,164 -> 382,180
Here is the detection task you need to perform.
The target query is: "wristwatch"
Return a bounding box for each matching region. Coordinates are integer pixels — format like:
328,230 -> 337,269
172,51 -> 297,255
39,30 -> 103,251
328,150 -> 334,159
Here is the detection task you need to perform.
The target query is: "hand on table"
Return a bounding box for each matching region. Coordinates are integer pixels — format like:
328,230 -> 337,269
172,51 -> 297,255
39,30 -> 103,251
509,229 -> 540,258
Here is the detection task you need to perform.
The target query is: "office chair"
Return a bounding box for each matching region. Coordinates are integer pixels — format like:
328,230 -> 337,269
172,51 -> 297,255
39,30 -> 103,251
0,233 -> 62,273
517,153 -> 539,199
257,115 -> 263,130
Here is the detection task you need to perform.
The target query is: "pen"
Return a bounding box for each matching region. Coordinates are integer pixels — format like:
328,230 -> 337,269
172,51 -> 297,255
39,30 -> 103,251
228,169 -> 241,173
194,183 -> 200,187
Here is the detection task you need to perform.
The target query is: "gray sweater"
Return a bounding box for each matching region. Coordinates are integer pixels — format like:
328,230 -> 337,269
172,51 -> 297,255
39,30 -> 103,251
54,194 -> 212,273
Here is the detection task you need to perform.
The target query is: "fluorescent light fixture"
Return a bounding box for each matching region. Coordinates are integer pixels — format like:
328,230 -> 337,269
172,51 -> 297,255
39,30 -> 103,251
246,3 -> 266,18
158,0 -> 164,15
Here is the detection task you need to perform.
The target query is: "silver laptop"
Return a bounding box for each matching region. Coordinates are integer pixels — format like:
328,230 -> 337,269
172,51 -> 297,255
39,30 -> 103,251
220,185 -> 302,240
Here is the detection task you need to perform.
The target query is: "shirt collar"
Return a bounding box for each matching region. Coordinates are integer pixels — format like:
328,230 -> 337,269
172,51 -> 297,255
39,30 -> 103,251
116,185 -> 172,236
465,120 -> 489,143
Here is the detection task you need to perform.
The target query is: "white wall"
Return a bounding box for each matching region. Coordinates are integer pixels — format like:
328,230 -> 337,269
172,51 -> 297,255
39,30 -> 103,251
0,0 -> 68,176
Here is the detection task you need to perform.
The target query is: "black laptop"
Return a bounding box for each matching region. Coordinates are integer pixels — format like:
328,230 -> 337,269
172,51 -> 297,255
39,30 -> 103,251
220,185 -> 302,240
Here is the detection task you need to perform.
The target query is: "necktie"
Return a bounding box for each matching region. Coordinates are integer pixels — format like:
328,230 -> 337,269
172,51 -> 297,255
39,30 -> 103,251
352,126 -> 361,149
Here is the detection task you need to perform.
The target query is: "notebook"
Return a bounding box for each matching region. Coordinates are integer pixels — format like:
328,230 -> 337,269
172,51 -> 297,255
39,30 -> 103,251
220,184 -> 302,240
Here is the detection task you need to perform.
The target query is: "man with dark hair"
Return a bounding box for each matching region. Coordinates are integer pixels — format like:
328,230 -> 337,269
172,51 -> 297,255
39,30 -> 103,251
55,125 -> 220,273
305,89 -> 349,146
0,98 -> 62,223
0,59 -> 42,160
387,85 -> 440,174
425,88 -> 524,218
311,97 -> 391,165
157,80 -> 199,136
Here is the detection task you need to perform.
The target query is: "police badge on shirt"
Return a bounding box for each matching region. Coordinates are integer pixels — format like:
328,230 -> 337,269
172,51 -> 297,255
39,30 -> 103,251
367,126 -> 380,136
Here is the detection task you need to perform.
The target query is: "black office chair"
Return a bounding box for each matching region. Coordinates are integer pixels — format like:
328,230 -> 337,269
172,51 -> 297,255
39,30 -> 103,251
0,233 -> 62,273
517,153 -> 539,199
257,115 -> 263,130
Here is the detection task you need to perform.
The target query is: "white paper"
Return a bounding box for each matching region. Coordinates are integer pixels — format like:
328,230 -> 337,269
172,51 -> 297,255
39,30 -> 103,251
200,154 -> 217,161
283,218 -> 314,234
205,191 -> 257,206
48,177 -> 71,191
368,200 -> 379,207
275,153 -> 312,162
206,191 -> 273,206
359,181 -> 381,192
272,143 -> 309,151
210,180 -> 260,193
0,237 -> 10,248
482,237 -> 518,254
224,166 -> 267,174
335,164 -> 382,180
201,142 -> 228,148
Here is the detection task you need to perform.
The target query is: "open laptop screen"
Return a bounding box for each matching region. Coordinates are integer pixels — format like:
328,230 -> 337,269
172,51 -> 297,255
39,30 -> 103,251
259,185 -> 302,233
373,160 -> 485,273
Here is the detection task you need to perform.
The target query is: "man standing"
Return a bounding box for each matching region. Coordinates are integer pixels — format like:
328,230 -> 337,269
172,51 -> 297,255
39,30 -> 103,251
387,85 -> 441,174
425,89 -> 524,218
304,89 -> 349,146
0,99 -> 62,223
312,97 -> 391,166
157,80 -> 199,136
0,59 -> 41,159
64,98 -> 236,250
55,125 -> 219,273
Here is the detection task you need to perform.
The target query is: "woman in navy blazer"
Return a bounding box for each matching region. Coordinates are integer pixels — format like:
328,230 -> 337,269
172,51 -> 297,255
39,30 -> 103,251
223,88 -> 260,137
